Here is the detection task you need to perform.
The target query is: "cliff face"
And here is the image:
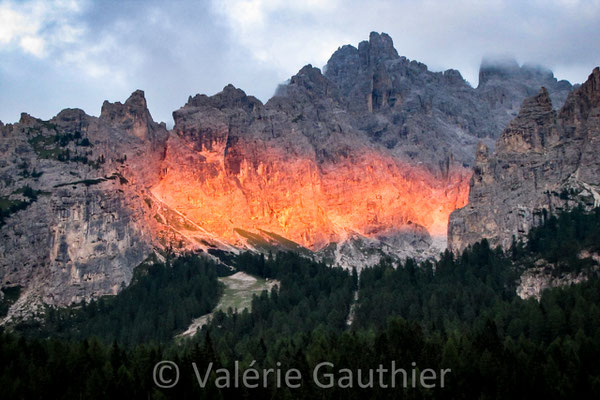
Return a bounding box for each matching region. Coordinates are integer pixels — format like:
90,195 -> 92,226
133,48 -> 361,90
151,71 -> 470,256
323,33 -> 572,169
516,255 -> 599,301
478,58 -> 573,134
0,32 -> 579,316
0,91 -> 167,319
449,67 -> 600,252
151,33 -> 573,258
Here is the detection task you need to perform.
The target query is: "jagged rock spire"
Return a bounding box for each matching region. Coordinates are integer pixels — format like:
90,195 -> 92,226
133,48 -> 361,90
559,66 -> 600,125
496,87 -> 558,153
449,66 -> 600,253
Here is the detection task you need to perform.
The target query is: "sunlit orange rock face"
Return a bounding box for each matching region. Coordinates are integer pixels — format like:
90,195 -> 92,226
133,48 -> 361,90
147,75 -> 473,252
151,133 -> 469,250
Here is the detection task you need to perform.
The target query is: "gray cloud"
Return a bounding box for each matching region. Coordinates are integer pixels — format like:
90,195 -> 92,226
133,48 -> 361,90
0,0 -> 599,125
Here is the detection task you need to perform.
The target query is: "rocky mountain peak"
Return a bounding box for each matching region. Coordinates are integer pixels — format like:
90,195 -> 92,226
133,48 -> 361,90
449,66 -> 600,253
55,108 -> 87,120
443,69 -> 466,85
18,112 -> 39,127
185,84 -> 262,113
534,86 -> 552,106
476,57 -> 572,155
101,90 -> 148,122
124,89 -> 148,110
0,32 -> 589,317
559,67 -> 600,125
268,64 -> 343,111
100,89 -> 165,144
325,45 -> 360,81
321,33 -> 574,169
217,84 -> 258,108
496,87 -> 557,154
294,64 -> 323,80
327,44 -> 359,62
100,89 -> 151,125
52,108 -> 89,134
478,58 -> 565,90
478,57 -> 572,109
326,32 -> 398,76
515,86 -> 554,120
520,63 -> 555,80
288,64 -> 333,97
100,89 -> 147,115
358,32 -> 399,67
478,57 -> 521,86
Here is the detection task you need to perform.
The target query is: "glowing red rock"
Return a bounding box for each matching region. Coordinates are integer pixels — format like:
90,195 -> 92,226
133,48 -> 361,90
151,134 -> 470,250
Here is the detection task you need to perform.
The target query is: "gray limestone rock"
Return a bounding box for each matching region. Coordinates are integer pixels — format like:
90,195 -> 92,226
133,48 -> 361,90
449,67 -> 600,252
0,32 -> 583,317
0,90 -> 167,321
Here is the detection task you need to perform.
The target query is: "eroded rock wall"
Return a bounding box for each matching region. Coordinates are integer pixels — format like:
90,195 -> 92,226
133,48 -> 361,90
449,68 -> 600,252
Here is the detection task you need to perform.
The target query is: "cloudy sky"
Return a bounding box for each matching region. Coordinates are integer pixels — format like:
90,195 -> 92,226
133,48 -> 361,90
0,0 -> 599,125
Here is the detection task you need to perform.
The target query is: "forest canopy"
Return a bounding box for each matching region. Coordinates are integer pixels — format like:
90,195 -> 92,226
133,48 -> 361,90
1,207 -> 600,399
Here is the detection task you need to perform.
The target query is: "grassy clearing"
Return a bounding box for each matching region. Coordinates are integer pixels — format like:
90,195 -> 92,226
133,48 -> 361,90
178,271 -> 279,337
215,271 -> 278,312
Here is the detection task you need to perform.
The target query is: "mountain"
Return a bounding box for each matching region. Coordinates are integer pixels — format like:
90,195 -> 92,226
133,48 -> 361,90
0,32 -> 577,318
323,34 -> 572,166
0,92 -> 168,318
449,67 -> 600,252
152,32 -> 572,258
152,70 -> 469,256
